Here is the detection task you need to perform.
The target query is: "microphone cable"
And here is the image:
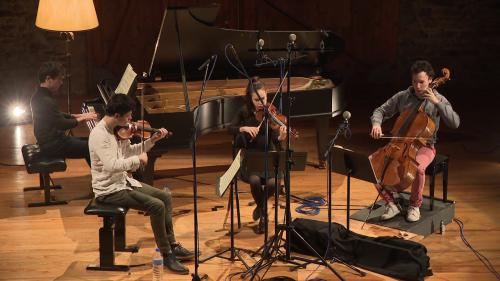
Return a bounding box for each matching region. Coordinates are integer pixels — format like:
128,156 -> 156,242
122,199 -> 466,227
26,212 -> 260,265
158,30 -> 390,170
294,196 -> 327,215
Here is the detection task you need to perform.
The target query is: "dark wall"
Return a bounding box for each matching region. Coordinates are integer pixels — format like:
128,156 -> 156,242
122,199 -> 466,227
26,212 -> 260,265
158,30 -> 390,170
1,0 -> 498,110
395,0 -> 500,94
0,0 -> 88,109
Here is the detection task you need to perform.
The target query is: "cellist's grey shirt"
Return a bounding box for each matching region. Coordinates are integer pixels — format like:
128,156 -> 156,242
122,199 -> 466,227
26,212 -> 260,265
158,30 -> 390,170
370,86 -> 460,145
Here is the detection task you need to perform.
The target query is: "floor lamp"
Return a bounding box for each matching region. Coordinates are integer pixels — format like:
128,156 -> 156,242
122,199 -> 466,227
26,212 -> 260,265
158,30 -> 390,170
35,0 -> 99,114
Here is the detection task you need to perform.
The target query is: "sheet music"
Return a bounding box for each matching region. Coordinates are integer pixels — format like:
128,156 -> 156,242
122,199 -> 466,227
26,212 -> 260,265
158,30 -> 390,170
115,64 -> 137,95
216,149 -> 242,197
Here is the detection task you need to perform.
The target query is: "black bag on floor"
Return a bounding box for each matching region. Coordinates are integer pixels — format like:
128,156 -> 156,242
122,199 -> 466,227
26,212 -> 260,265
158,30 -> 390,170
290,218 -> 433,281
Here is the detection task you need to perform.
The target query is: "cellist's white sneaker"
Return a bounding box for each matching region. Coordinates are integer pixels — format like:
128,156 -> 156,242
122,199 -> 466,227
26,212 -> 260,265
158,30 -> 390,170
407,206 -> 421,222
380,202 -> 400,221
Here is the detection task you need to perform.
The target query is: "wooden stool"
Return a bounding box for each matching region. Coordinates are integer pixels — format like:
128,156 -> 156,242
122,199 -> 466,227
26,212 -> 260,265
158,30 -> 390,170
84,198 -> 139,271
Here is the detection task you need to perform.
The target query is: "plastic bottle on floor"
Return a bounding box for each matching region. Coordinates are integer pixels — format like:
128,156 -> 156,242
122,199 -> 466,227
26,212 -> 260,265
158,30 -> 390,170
152,248 -> 163,281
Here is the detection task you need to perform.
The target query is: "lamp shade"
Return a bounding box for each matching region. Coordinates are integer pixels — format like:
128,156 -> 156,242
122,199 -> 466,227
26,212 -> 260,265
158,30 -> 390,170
36,0 -> 99,32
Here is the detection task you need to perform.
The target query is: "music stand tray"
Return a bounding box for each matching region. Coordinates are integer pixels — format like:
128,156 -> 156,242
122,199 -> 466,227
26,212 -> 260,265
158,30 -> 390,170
330,146 -> 378,230
243,150 -> 307,173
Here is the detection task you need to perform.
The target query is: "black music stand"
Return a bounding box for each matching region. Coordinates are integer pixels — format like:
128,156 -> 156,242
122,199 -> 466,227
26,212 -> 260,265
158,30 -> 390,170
290,143 -> 367,276
241,150 -> 352,281
200,174 -> 254,269
244,150 -> 307,240
330,146 -> 378,231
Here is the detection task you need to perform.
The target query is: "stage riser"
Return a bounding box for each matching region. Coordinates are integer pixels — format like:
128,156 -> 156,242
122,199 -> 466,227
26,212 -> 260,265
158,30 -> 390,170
350,193 -> 455,237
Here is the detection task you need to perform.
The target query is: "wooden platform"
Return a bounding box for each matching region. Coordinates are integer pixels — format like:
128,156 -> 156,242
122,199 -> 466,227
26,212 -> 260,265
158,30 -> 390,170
0,98 -> 498,281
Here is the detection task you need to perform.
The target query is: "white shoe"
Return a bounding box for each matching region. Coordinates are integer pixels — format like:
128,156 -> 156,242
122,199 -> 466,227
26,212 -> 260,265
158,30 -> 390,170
380,202 -> 400,221
407,206 -> 420,222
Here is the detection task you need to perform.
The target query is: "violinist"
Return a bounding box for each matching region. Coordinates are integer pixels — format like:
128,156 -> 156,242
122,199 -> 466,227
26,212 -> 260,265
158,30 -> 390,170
370,60 -> 460,222
88,94 -> 194,274
228,77 -> 287,234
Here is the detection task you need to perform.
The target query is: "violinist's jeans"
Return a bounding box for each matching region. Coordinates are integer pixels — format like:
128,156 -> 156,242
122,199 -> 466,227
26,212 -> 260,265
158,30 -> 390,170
376,145 -> 436,208
96,183 -> 176,255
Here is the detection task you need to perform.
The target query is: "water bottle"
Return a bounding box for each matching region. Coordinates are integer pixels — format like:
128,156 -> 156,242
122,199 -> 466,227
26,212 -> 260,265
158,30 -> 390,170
152,248 -> 163,281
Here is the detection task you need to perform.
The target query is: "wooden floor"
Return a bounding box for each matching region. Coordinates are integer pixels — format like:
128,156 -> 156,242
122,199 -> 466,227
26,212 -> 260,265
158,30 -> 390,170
0,97 -> 499,281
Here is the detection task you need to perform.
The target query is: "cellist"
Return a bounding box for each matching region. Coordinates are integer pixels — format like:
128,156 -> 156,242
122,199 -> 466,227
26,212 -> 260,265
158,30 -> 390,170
370,60 -> 460,222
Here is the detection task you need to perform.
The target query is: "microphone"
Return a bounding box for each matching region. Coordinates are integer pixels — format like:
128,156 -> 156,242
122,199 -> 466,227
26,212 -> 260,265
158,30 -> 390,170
257,38 -> 265,50
323,110 -> 352,159
288,33 -> 297,53
342,111 -> 351,139
197,55 -> 216,71
255,38 -> 265,65
342,111 -> 351,122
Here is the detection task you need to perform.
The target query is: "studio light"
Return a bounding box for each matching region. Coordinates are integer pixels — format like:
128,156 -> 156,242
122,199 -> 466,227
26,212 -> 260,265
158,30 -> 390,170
11,105 -> 26,119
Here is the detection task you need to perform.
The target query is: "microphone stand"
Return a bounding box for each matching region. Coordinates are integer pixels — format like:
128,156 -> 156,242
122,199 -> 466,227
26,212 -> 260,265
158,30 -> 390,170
191,55 -> 216,281
227,44 -> 273,243
291,116 -> 365,276
242,37 -> 347,281
225,43 -> 345,280
254,83 -> 271,244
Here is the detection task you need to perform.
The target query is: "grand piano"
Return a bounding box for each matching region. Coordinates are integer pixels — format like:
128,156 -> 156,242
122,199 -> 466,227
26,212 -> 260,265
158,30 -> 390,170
86,5 -> 346,185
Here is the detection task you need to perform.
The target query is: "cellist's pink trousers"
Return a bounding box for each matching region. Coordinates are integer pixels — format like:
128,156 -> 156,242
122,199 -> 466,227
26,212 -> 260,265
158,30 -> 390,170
376,145 -> 436,207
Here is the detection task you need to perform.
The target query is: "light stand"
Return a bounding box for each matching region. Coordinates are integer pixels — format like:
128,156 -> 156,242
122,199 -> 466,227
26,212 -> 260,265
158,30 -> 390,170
61,32 -> 73,114
35,0 -> 99,114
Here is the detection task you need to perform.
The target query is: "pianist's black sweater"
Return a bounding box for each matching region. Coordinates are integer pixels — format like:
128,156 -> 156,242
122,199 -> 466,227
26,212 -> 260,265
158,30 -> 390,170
30,87 -> 78,147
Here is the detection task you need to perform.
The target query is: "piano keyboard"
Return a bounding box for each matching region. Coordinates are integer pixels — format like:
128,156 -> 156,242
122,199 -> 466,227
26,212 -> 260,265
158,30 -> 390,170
82,105 -> 97,131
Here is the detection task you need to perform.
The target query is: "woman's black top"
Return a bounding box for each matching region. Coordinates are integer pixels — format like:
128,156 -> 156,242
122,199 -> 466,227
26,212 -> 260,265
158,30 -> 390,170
228,105 -> 283,180
228,105 -> 282,151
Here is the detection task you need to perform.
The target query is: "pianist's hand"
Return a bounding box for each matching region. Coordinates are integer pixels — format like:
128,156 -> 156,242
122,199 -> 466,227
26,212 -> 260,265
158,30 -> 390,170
73,112 -> 98,122
150,128 -> 169,144
240,126 -> 259,139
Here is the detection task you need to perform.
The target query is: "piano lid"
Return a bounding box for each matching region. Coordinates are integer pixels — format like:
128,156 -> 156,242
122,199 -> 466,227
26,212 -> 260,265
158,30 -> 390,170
147,5 -> 344,81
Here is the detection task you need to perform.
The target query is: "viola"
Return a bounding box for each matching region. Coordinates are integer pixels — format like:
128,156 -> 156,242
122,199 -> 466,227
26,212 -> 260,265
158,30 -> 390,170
369,68 -> 450,191
114,120 -> 172,140
254,104 -> 299,139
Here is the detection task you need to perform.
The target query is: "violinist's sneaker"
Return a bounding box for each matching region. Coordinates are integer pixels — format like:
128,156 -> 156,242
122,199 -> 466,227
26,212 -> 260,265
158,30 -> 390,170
380,202 -> 400,221
406,206 -> 421,222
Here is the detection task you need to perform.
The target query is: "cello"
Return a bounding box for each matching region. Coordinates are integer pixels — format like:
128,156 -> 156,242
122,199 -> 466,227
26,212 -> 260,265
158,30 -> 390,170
369,68 -> 450,191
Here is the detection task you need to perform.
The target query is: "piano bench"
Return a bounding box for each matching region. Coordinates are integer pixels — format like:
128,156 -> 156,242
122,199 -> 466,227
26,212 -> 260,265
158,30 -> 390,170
425,154 -> 450,211
84,198 -> 139,271
21,144 -> 68,207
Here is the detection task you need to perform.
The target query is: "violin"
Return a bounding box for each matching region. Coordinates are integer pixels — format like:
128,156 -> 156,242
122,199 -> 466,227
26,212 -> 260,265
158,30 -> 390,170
369,68 -> 450,191
254,104 -> 299,139
114,120 -> 172,140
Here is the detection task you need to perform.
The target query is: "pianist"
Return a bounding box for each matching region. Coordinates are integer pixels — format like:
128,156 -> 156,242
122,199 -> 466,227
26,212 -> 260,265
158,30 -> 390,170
89,94 -> 194,274
30,61 -> 97,166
